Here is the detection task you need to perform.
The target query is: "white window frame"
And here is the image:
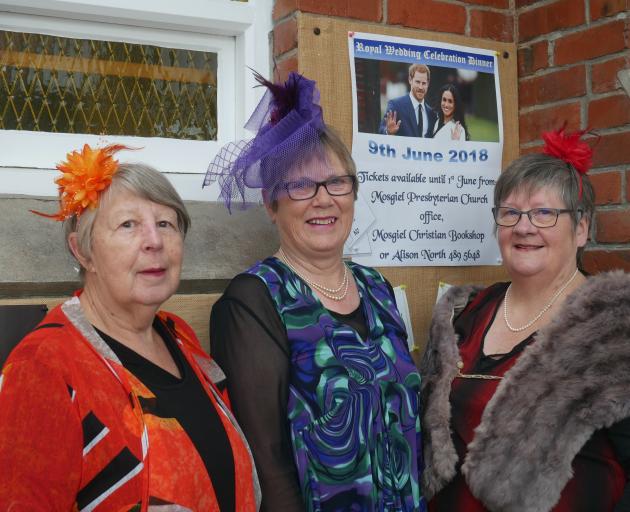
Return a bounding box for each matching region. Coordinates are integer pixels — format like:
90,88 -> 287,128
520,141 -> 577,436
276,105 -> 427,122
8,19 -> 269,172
0,0 -> 272,200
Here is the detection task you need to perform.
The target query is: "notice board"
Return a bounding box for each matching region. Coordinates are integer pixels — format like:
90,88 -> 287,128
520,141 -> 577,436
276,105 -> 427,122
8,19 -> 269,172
295,13 -> 518,357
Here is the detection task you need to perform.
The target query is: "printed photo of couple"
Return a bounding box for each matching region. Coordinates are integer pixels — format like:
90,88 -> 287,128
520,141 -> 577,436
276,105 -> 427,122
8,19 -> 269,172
355,59 -> 500,143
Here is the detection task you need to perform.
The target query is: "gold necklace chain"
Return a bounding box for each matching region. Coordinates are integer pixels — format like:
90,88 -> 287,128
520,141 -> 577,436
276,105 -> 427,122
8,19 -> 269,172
278,248 -> 350,301
456,360 -> 503,380
503,268 -> 579,332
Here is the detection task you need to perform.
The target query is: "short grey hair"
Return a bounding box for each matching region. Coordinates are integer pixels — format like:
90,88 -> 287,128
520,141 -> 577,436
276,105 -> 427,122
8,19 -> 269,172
64,163 -> 190,275
493,153 -> 595,267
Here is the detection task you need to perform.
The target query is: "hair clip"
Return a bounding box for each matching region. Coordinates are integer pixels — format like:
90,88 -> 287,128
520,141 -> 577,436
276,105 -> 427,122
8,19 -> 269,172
204,71 -> 326,211
31,144 -> 131,221
542,126 -> 594,198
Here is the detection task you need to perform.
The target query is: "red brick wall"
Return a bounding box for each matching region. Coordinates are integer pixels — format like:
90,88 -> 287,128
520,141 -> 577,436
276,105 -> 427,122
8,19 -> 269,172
517,0 -> 630,272
273,0 -> 514,78
272,0 -> 630,272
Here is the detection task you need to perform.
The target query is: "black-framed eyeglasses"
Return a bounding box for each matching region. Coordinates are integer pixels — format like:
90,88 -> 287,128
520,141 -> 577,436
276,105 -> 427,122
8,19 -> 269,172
492,207 -> 581,228
284,174 -> 356,201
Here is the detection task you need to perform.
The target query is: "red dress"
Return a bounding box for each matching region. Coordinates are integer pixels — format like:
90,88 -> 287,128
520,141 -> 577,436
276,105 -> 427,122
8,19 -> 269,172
429,283 -> 627,512
0,299 -> 259,511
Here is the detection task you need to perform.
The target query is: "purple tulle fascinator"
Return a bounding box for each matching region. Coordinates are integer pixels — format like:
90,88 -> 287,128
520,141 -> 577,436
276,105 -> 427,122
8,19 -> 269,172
203,71 -> 327,211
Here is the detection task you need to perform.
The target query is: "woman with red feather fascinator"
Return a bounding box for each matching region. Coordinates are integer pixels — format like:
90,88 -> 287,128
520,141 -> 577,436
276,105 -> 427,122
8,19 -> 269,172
0,145 -> 261,511
420,127 -> 630,511
208,72 -> 427,511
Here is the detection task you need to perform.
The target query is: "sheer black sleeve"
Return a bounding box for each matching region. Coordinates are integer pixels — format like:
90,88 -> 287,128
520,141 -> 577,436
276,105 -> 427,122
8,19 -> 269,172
210,274 -> 305,512
610,417 -> 630,511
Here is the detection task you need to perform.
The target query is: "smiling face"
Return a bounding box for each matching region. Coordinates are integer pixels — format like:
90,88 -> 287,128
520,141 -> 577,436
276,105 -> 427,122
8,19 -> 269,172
441,90 -> 455,121
267,150 -> 355,261
498,186 -> 588,281
409,71 -> 429,103
77,188 -> 184,311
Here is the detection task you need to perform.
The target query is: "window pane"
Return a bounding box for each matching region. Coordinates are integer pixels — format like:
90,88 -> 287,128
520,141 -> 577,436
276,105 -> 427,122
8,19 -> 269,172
0,30 -> 218,140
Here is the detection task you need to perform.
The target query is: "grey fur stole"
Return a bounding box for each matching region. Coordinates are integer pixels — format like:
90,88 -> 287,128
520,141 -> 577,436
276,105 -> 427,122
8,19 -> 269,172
420,271 -> 630,511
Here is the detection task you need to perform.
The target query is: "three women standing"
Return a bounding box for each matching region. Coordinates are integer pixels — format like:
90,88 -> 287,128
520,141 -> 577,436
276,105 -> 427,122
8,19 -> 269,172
3,69 -> 627,512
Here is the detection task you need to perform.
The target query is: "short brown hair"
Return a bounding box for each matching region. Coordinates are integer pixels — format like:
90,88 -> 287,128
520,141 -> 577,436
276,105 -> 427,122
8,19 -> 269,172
494,153 -> 594,268
408,64 -> 430,81
320,126 -> 356,181
265,125 -> 358,210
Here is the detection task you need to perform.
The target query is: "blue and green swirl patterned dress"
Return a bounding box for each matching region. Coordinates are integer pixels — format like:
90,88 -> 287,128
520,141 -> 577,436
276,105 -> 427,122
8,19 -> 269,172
249,257 -> 426,512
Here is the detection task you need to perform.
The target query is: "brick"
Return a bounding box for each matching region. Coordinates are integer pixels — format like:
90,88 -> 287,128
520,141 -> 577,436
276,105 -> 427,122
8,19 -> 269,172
590,0 -> 628,21
555,20 -> 627,66
592,56 -> 630,94
311,0 -> 380,21
467,0 -> 510,6
273,0 -> 297,21
273,17 -> 297,57
519,65 -> 586,107
516,0 -> 541,7
595,209 -> 630,242
345,0 -> 383,21
471,9 -> 514,42
274,0 -> 382,22
589,171 -> 622,205
519,102 -> 582,143
592,131 -> 630,168
518,40 -> 549,77
518,0 -> 585,42
582,249 -> 630,273
275,55 -> 298,83
627,171 -> 630,202
588,94 -> 630,130
388,0 -> 466,34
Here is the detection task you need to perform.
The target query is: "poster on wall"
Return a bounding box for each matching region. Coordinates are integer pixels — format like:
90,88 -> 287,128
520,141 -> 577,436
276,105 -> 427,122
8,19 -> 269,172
345,31 -> 503,266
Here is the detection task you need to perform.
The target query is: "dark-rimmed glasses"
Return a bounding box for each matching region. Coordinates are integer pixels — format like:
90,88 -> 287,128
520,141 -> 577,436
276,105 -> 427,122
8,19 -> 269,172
492,207 -> 581,228
284,174 -> 356,201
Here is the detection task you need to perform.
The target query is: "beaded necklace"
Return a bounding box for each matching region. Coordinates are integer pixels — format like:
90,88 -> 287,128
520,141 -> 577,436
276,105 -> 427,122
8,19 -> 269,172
503,268 -> 579,332
278,248 -> 349,301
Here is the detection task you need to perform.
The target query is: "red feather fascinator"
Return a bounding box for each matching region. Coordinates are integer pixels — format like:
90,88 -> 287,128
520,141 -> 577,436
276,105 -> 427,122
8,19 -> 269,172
542,127 -> 593,198
32,144 -> 131,221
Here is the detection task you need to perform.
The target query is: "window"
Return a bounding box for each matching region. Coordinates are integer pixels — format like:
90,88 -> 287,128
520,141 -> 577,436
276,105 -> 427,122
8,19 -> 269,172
0,0 -> 272,200
1,30 -> 219,140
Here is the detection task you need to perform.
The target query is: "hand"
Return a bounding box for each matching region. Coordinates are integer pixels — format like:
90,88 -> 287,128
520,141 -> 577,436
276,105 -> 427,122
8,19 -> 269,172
451,121 -> 462,140
385,110 -> 401,135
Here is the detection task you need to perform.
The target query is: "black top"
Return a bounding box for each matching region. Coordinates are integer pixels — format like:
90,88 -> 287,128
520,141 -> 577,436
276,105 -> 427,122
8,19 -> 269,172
210,273 -> 369,512
96,317 -> 236,512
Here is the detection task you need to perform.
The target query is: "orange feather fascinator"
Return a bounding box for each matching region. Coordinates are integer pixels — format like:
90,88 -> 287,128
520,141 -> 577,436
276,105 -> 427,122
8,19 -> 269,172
31,144 -> 131,221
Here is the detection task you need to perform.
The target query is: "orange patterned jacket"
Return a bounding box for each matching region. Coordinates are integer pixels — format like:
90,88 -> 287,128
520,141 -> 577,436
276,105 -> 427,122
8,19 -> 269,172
0,297 -> 260,511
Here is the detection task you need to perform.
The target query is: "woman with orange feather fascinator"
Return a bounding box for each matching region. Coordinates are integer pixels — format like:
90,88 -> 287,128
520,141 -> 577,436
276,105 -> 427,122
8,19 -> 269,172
420,126 -> 630,511
1,144 -> 261,511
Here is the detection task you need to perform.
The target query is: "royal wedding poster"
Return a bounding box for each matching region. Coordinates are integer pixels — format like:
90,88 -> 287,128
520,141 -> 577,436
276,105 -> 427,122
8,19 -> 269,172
346,32 -> 504,267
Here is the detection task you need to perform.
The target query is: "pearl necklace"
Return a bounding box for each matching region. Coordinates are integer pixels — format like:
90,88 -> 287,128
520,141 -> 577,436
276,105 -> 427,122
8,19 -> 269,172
503,268 -> 579,332
278,248 -> 349,301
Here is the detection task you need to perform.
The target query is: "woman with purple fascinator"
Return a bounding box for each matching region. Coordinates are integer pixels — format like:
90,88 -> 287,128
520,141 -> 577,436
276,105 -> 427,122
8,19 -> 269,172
206,72 -> 427,511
